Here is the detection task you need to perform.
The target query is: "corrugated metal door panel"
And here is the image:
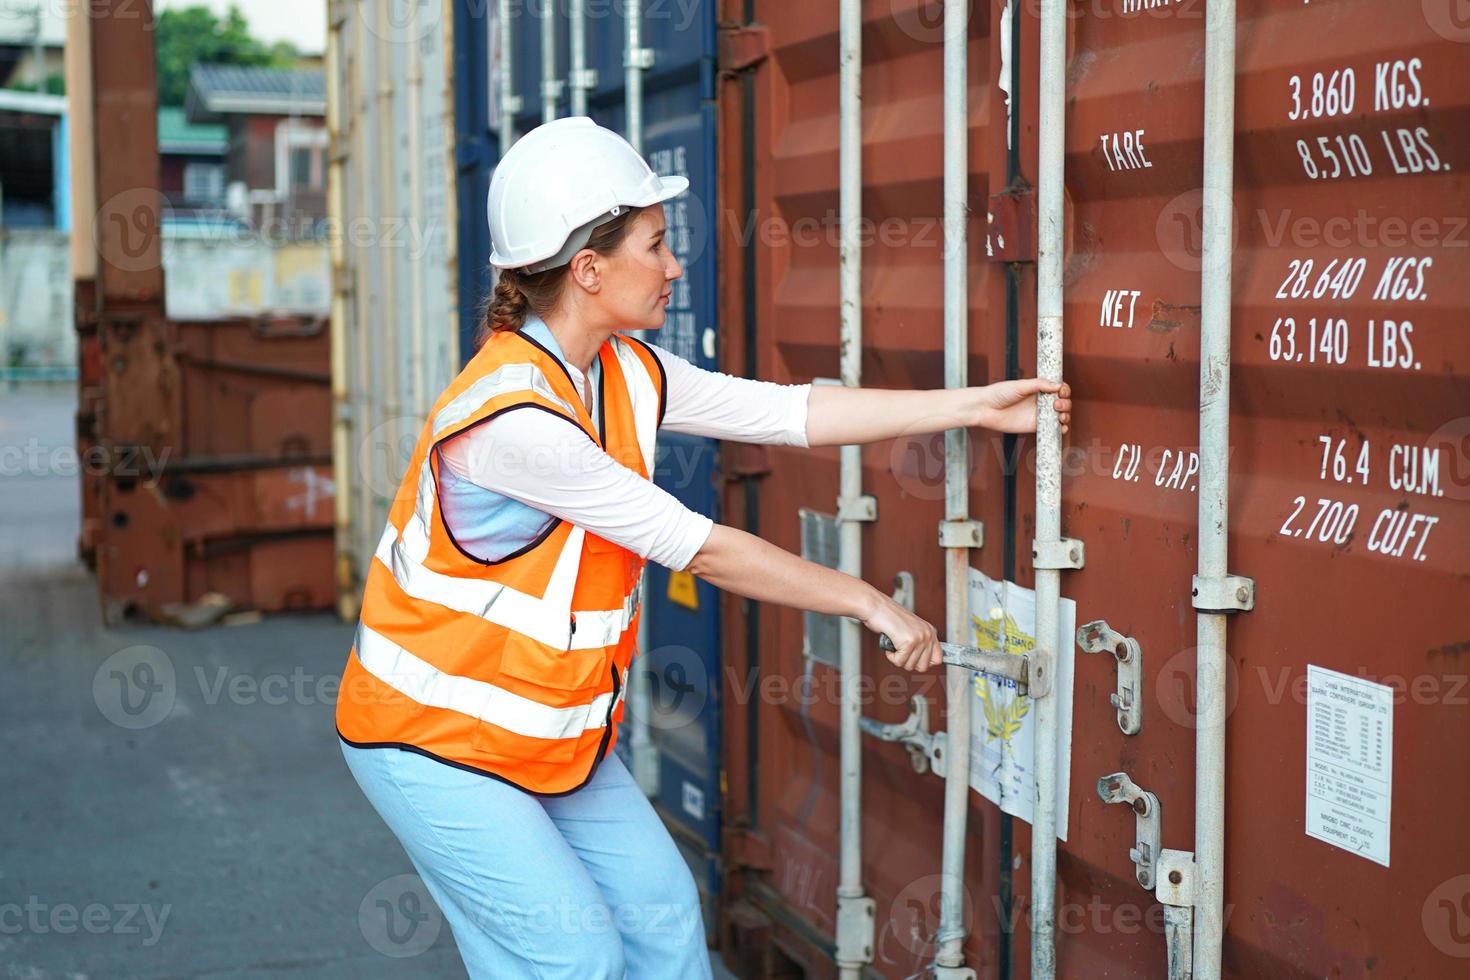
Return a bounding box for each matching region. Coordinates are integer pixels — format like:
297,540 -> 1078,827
453,0 -> 494,359
722,0 -> 1469,978
336,0 -> 460,592
1049,2 -> 1470,977
718,3 -> 1006,976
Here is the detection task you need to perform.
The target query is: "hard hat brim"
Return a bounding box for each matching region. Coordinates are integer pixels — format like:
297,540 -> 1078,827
490,174 -> 691,270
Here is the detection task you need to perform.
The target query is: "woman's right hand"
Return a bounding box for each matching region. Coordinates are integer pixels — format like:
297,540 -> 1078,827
860,593 -> 943,672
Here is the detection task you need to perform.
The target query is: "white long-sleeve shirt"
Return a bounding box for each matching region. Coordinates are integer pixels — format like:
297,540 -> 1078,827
437,322 -> 811,571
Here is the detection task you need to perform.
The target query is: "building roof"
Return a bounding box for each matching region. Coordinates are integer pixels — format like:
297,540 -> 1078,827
157,106 -> 227,155
0,5 -> 66,47
0,89 -> 65,116
184,64 -> 326,121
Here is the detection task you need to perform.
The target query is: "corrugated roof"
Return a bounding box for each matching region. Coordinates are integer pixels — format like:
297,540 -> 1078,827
185,64 -> 326,120
0,90 -> 65,116
157,106 -> 227,154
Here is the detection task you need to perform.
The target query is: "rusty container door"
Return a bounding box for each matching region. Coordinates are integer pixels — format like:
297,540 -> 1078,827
93,314 -> 335,619
717,1 -> 1470,978
76,1 -> 337,622
1048,0 -> 1470,977
716,2 -> 1014,976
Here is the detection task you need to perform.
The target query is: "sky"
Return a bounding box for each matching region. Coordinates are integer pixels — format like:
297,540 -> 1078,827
155,0 -> 327,55
0,0 -> 326,54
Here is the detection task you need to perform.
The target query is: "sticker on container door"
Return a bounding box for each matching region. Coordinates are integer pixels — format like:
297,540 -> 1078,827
667,569 -> 699,610
965,569 -> 1075,840
1305,665 -> 1392,867
682,780 -> 705,821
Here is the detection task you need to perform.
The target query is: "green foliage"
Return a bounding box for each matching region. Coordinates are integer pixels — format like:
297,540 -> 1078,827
154,4 -> 299,107
5,74 -> 65,96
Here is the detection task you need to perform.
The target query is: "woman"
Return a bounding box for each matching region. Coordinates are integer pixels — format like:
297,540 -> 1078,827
336,117 -> 1071,978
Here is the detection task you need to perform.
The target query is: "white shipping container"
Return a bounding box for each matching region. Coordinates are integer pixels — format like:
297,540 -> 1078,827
327,0 -> 460,613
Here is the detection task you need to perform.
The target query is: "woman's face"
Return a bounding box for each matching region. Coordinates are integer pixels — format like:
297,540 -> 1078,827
595,205 -> 682,333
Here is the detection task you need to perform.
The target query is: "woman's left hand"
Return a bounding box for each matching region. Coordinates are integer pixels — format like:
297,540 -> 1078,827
974,379 -> 1072,435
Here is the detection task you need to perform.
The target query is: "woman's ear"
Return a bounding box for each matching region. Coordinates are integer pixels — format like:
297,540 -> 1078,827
567,249 -> 601,294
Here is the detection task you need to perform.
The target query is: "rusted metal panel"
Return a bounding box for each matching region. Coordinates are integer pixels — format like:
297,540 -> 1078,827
74,2 -> 338,621
171,316 -> 332,462
88,0 -> 163,308
718,2 -> 1007,976
95,465 -> 336,619
720,1 -> 1469,978
89,312 -> 334,619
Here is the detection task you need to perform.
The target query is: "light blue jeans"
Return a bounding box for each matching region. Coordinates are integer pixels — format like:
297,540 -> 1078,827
341,739 -> 712,979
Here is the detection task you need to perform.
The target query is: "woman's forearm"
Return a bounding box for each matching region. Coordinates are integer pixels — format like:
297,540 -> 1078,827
804,384 -> 982,447
683,523 -> 883,621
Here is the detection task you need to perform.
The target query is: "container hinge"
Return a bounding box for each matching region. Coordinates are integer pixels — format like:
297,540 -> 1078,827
719,23 -> 771,73
932,965 -> 978,980
1077,620 -> 1143,734
938,519 -> 984,549
1154,849 -> 1196,980
1096,772 -> 1162,891
1191,574 -> 1255,613
1032,536 -> 1085,569
725,826 -> 773,872
834,893 -> 875,967
859,695 -> 940,776
504,94 -> 524,114
725,443 -> 771,478
541,78 -> 566,103
624,46 -> 655,70
569,68 -> 598,91
836,493 -> 876,523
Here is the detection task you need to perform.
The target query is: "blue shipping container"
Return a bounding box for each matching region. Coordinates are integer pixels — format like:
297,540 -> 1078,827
452,0 -> 725,935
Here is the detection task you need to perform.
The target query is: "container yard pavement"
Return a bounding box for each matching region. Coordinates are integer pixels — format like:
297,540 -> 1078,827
0,385 -> 735,979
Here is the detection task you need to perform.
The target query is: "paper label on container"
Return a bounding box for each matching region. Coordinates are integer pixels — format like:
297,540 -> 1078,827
1305,665 -> 1393,867
965,569 -> 1075,840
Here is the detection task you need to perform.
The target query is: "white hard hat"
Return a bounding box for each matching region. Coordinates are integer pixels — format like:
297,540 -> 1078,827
486,116 -> 689,272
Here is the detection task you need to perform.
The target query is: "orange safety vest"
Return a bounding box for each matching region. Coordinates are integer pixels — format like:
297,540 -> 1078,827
335,326 -> 667,795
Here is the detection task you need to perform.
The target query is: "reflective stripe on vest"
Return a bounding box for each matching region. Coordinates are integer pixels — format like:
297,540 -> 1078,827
335,330 -> 665,795
353,622 -> 628,741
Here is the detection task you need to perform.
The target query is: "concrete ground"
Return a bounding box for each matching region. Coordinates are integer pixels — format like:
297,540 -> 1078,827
0,384 -> 736,979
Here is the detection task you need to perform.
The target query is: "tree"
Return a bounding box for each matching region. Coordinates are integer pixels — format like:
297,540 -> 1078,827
154,4 -> 299,107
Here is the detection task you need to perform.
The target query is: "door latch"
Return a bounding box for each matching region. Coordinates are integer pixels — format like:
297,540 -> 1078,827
1097,772 -> 1161,890
1077,619 -> 1142,734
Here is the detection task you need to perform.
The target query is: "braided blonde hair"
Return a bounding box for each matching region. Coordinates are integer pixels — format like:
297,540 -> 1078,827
474,207 -> 645,349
